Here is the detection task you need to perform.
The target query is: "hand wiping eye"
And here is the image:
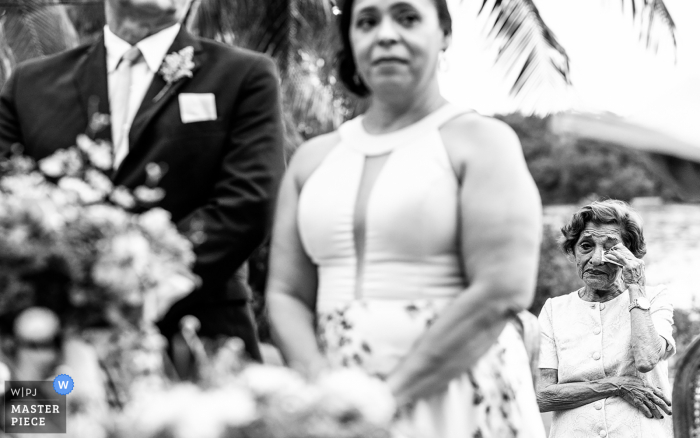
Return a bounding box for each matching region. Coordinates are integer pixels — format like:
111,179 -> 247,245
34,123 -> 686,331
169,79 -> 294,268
602,248 -> 623,267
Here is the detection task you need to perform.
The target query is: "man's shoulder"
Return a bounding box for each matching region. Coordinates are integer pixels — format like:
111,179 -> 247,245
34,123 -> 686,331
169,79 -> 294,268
196,37 -> 274,69
13,42 -> 95,80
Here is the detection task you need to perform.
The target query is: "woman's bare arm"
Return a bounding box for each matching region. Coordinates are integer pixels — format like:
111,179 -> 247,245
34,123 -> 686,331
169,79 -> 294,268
385,116 -> 542,404
537,368 -> 618,412
266,135 -> 338,378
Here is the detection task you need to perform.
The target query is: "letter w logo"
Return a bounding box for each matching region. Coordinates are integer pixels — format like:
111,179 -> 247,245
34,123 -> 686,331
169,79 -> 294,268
57,381 -> 68,390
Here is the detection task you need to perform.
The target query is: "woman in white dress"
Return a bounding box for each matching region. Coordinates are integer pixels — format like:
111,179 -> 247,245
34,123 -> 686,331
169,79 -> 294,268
266,0 -> 546,436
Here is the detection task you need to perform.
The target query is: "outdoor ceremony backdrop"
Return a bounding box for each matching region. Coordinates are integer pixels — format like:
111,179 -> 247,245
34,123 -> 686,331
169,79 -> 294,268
0,0 -> 698,362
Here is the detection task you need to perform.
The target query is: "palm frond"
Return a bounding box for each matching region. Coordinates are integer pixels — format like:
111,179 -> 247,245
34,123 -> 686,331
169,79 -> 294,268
478,0 -> 571,108
620,0 -> 676,52
0,0 -> 79,62
0,0 -> 81,89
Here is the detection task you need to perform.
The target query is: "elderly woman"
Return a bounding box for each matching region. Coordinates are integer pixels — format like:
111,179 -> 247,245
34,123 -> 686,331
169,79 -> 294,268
537,199 -> 675,438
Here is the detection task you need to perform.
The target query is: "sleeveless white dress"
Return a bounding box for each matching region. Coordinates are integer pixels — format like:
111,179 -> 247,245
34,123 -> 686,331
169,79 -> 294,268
297,104 -> 546,438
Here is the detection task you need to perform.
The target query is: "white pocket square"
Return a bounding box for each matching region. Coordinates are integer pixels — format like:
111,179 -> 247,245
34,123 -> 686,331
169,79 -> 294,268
178,93 -> 217,123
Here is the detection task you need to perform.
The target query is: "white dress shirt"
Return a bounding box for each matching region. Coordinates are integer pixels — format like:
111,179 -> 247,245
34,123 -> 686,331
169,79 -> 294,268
104,23 -> 181,169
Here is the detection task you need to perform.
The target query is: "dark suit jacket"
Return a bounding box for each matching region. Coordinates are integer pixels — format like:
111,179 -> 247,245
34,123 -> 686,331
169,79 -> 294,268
0,28 -> 285,315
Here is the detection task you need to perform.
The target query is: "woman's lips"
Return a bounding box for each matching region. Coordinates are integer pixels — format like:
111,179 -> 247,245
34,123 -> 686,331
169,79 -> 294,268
586,269 -> 608,275
372,57 -> 408,65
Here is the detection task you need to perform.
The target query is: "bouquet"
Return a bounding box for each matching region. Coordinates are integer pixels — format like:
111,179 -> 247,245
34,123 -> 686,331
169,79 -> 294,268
0,135 -> 197,331
0,134 -> 197,410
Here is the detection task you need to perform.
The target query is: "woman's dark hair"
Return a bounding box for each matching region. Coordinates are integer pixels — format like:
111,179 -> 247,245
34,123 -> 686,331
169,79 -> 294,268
560,199 -> 646,259
336,0 -> 452,97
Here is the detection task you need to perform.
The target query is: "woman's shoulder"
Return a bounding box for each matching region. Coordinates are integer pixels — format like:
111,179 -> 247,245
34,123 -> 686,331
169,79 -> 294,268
546,290 -> 585,310
438,111 -> 524,178
288,131 -> 342,188
440,112 -> 521,156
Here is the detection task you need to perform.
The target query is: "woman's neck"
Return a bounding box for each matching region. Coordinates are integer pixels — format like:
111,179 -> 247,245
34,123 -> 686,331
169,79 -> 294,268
362,84 -> 447,135
579,283 -> 626,303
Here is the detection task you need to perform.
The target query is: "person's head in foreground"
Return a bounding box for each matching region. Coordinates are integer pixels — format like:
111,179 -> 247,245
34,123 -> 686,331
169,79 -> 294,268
537,199 -> 675,438
337,0 -> 452,102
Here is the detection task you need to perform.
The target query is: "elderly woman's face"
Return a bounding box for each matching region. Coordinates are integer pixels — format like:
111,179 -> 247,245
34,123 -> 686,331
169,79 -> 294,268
574,222 -> 624,290
349,0 -> 448,95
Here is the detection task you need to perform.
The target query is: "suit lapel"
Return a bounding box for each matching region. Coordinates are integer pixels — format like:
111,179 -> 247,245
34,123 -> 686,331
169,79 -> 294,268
125,28 -> 205,156
74,36 -> 112,142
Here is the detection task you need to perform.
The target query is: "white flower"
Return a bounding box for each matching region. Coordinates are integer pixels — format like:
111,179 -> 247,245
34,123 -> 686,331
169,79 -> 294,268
64,148 -> 84,176
134,186 -> 165,203
0,172 -> 46,196
84,204 -> 130,230
142,273 -> 195,322
316,368 -> 396,425
92,261 -> 141,297
159,46 -> 195,85
36,148 -> 82,177
89,142 -> 113,170
111,231 -> 151,273
110,186 -> 136,209
77,135 -> 113,170
59,177 -> 104,204
38,152 -> 66,177
85,169 -> 113,196
138,208 -> 171,235
239,364 -> 307,399
13,307 -> 61,344
127,384 -> 256,438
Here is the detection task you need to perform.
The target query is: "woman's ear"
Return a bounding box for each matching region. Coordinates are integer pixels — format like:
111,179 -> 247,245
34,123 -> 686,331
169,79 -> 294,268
442,33 -> 452,52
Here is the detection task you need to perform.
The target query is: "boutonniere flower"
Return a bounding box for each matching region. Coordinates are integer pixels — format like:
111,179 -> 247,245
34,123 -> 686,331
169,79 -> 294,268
153,46 -> 195,102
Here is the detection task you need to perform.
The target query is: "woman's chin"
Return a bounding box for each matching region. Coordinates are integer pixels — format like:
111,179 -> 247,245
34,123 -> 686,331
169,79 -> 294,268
583,278 -> 615,291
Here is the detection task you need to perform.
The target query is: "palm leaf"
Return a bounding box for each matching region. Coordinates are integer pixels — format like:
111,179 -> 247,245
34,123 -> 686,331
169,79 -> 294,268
621,0 -> 676,52
0,0 -> 79,62
478,0 -> 571,109
0,0 -> 81,88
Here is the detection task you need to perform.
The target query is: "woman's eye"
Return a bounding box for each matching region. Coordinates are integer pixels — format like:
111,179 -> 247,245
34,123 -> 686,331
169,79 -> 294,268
356,16 -> 377,30
398,13 -> 419,26
579,243 -> 592,251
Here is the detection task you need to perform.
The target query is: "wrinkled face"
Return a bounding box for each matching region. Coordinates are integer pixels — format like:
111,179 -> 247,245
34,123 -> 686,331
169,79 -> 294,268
349,0 -> 448,96
574,222 -> 623,291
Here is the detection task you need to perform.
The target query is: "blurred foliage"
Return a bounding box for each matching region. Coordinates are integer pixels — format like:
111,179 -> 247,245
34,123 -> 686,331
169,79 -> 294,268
529,222 -> 581,316
497,113 -> 682,205
671,308 -> 700,371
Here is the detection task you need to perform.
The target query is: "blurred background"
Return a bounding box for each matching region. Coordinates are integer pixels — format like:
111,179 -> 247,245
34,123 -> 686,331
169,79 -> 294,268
1,2 -> 698,430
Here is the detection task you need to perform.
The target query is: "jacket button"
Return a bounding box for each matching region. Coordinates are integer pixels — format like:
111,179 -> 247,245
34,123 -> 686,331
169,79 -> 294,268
593,352 -> 601,360
594,401 -> 603,410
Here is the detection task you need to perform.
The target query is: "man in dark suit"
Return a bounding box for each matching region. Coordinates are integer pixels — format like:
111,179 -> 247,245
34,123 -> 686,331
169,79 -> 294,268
0,0 -> 285,362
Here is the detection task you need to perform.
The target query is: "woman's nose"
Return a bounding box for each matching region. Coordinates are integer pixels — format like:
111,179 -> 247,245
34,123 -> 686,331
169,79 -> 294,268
376,18 -> 399,46
590,247 -> 604,266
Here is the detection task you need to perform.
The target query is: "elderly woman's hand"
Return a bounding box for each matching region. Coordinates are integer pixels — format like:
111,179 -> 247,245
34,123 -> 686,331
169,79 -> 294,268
605,243 -> 645,287
608,376 -> 671,419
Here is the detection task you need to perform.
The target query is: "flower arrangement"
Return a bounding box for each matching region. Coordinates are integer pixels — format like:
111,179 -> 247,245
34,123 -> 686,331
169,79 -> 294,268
0,136 -> 397,438
0,135 -> 197,331
112,334 -> 396,438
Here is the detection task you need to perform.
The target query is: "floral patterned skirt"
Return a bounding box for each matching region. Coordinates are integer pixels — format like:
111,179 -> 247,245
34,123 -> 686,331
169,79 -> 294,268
317,298 -> 546,438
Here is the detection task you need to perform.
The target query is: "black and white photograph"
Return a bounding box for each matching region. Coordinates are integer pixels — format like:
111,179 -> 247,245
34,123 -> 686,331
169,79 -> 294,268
0,0 -> 698,437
